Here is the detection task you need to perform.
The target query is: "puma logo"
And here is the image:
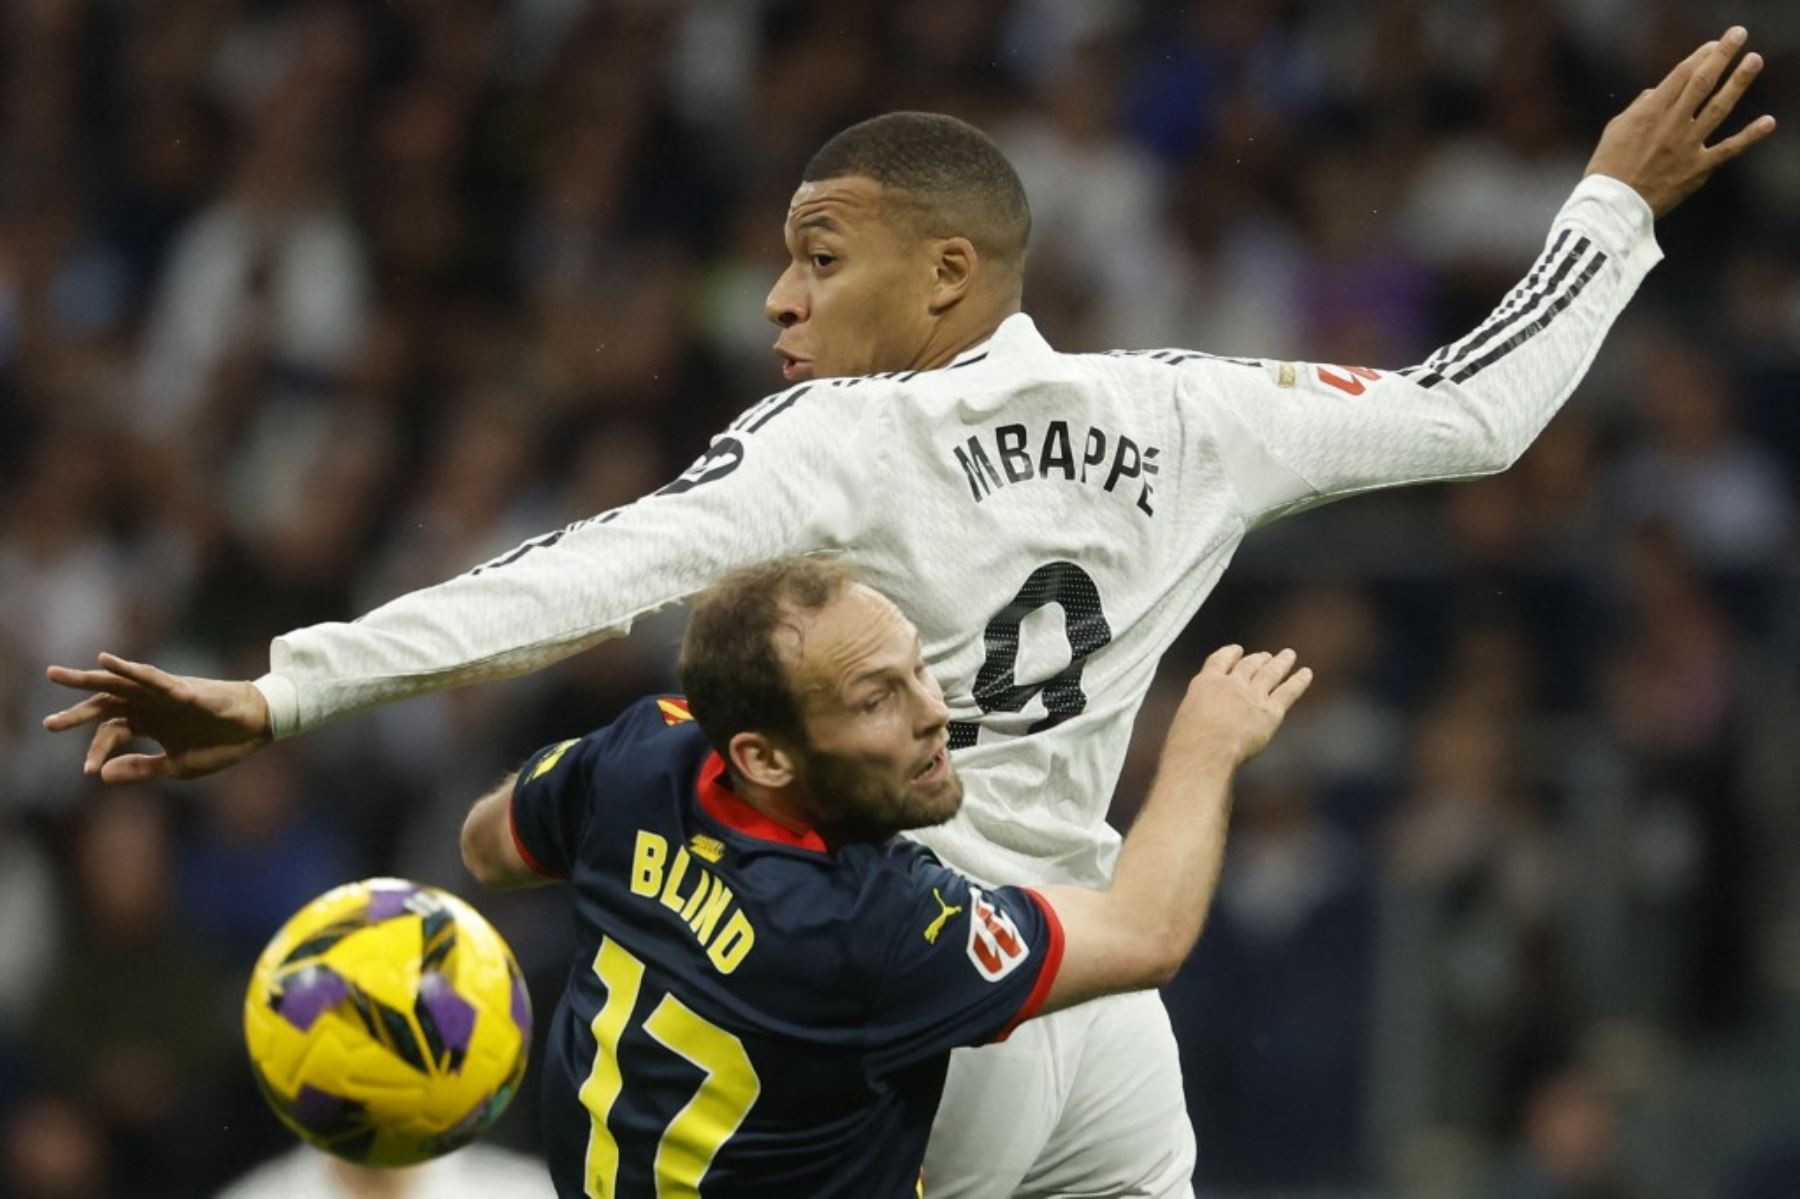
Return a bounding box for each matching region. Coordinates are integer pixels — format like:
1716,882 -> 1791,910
924,887 -> 962,944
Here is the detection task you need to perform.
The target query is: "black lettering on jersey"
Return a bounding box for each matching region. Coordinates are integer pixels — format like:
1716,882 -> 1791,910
954,437 -> 1004,502
1081,428 -> 1107,484
1103,436 -> 1141,493
1137,447 -> 1160,516
1040,421 -> 1075,480
655,437 -> 745,497
995,424 -> 1034,483
945,422 -> 1160,517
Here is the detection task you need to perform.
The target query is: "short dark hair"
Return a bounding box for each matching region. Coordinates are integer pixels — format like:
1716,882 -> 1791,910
803,111 -> 1031,269
678,557 -> 860,759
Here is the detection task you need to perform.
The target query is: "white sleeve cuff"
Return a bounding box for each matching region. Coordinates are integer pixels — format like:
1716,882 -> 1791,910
1564,174 -> 1661,269
253,673 -> 301,741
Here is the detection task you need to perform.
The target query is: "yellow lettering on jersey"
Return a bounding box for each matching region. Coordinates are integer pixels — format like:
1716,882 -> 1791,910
688,834 -> 726,864
659,848 -> 703,916
924,887 -> 962,945
679,873 -> 713,922
627,834 -> 757,975
687,878 -> 735,944
630,831 -> 667,897
706,911 -> 755,974
530,739 -> 579,781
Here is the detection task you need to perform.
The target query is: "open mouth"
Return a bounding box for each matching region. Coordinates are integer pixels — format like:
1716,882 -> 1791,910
913,748 -> 948,786
776,349 -> 813,382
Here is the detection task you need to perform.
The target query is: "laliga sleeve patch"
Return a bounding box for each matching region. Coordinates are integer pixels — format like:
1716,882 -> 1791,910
965,886 -> 1030,982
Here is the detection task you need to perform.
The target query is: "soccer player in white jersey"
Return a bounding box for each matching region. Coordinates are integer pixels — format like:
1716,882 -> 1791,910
48,29 -> 1776,1197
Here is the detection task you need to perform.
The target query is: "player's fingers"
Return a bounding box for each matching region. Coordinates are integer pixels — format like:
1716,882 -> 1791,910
96,652 -> 184,696
1271,667 -> 1315,710
1232,650 -> 1272,680
1650,39 -> 1718,109
1676,28 -> 1747,119
84,718 -> 137,776
1202,644 -> 1244,675
98,750 -> 176,785
42,692 -> 126,731
1694,50 -> 1762,139
1706,113 -> 1778,166
1252,648 -> 1298,690
44,664 -> 147,698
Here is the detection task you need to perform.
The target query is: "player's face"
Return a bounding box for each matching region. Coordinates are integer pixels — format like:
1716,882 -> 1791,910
765,177 -> 939,382
785,585 -> 962,842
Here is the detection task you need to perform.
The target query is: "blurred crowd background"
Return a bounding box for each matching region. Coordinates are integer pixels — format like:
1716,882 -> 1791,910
0,0 -> 1796,1196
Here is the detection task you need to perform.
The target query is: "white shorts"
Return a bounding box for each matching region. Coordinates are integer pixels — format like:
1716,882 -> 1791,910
921,989 -> 1196,1198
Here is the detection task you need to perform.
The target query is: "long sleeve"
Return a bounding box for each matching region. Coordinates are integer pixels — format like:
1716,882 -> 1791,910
1185,174 -> 1661,528
254,382 -> 892,738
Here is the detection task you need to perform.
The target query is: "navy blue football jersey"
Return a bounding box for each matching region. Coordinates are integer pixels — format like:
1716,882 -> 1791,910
509,696 -> 1064,1198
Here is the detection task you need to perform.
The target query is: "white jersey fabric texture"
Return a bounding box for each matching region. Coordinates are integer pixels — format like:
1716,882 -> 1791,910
257,174 -> 1657,894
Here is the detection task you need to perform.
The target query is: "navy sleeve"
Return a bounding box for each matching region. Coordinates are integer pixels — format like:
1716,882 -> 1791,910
859,851 -> 1065,1078
508,697 -> 684,880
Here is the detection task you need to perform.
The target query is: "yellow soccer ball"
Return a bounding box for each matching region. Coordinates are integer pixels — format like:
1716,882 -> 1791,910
243,878 -> 531,1166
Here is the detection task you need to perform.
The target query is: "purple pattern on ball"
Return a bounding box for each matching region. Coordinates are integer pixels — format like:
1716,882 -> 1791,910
366,884 -> 419,922
277,966 -> 351,1032
418,972 -> 477,1054
290,1083 -> 364,1137
510,969 -> 532,1039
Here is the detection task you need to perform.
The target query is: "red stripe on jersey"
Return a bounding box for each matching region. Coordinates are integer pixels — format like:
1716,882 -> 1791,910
695,752 -> 830,853
994,888 -> 1065,1042
508,786 -> 570,880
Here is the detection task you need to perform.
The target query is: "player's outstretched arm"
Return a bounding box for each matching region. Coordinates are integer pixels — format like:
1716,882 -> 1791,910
41,654 -> 271,783
1187,27 -> 1777,529
43,381 -> 891,784
1033,645 -> 1310,1014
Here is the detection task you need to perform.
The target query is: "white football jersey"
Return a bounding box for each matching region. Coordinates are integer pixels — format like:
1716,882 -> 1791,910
257,175 -> 1659,886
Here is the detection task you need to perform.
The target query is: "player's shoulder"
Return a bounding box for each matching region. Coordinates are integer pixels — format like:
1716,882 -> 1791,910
725,374 -> 904,439
1088,345 -> 1274,378
528,695 -> 703,782
576,693 -> 700,749
830,839 -> 968,926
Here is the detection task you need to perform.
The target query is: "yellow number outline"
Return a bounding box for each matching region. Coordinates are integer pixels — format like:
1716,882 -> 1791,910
583,937 -> 761,1197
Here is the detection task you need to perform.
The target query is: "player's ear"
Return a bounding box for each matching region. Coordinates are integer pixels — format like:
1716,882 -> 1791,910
927,236 -> 976,314
728,732 -> 797,790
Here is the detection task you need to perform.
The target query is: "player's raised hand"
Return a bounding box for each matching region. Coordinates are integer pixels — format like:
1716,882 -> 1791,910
42,654 -> 271,783
1169,644 -> 1313,769
1585,26 -> 1778,217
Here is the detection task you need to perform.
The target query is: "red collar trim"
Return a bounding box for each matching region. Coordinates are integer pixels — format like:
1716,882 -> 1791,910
695,752 -> 830,853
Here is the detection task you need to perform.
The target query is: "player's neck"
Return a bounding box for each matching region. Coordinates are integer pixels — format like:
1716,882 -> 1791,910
906,299 -> 1017,373
735,777 -> 820,839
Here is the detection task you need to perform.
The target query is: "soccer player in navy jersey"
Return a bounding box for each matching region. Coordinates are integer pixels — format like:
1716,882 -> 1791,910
455,557 -> 1310,1197
48,29 -> 1776,1195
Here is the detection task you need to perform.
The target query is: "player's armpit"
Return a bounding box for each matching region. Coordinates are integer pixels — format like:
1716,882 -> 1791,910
461,772 -> 561,890
1028,885 -> 1178,1016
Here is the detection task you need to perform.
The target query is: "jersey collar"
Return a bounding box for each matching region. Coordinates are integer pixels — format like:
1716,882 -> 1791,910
695,752 -> 830,853
946,313 -> 1040,368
